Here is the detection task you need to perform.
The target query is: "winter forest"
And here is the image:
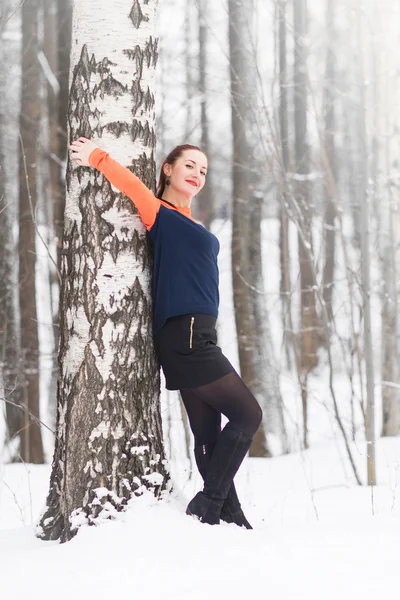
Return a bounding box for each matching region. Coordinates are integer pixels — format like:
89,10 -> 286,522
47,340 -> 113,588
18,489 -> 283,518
1,0 -> 400,598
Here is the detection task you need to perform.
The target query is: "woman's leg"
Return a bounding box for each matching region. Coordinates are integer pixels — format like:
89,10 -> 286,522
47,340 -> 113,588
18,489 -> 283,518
181,371 -> 262,439
182,371 -> 262,525
180,385 -> 253,528
180,389 -> 221,447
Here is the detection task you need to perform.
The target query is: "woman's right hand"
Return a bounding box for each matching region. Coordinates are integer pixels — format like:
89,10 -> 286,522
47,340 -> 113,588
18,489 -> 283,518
70,137 -> 100,167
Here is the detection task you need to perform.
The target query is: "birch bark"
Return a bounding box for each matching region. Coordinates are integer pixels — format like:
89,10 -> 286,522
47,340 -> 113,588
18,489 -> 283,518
37,0 -> 168,542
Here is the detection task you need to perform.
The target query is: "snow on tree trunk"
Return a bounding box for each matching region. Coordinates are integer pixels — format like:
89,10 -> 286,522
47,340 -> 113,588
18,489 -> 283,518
37,0 -> 168,543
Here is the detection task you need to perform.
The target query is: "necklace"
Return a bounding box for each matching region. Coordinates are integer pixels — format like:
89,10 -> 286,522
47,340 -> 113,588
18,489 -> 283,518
161,198 -> 177,209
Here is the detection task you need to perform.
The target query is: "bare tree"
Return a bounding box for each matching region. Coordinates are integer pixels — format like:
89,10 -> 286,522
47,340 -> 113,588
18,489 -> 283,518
0,1 -> 21,449
321,0 -> 336,322
196,1 -> 214,230
229,0 -> 267,456
380,66 -> 400,437
380,148 -> 400,437
277,0 -> 292,366
55,0 -> 72,269
229,0 -> 286,456
293,0 -> 319,448
37,0 -> 168,543
18,0 -> 44,463
356,3 -> 376,485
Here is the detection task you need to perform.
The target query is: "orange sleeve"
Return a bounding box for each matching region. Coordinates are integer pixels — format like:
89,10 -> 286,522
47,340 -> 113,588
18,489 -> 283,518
89,148 -> 160,230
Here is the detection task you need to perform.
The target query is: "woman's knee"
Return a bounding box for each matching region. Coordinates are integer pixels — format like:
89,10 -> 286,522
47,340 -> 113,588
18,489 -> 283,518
247,399 -> 262,436
234,397 -> 262,438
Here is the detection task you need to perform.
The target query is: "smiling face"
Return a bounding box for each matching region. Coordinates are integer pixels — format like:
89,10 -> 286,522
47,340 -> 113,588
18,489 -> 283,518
164,149 -> 208,197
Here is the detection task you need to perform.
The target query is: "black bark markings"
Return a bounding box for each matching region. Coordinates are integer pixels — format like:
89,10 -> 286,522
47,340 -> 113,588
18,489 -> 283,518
129,0 -> 148,30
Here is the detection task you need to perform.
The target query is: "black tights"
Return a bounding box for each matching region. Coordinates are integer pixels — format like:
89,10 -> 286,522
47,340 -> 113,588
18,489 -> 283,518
180,371 -> 262,447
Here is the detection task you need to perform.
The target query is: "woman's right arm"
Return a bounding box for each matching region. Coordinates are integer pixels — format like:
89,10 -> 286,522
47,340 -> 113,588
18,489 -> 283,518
89,148 -> 160,230
70,137 -> 160,231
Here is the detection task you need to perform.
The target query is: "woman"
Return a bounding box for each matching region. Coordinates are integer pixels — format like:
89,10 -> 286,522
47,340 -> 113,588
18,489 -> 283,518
70,137 -> 262,527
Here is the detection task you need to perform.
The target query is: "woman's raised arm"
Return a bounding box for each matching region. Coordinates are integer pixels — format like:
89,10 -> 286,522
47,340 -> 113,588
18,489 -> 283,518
70,137 -> 160,231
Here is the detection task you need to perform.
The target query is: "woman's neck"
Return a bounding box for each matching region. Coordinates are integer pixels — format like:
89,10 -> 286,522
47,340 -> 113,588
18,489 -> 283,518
161,187 -> 192,208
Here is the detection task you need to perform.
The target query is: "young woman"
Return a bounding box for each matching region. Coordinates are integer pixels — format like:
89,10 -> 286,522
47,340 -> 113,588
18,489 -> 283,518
70,137 -> 262,527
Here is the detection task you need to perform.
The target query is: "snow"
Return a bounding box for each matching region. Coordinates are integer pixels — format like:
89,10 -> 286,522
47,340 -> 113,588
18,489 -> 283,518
2,209 -> 396,598
1,437 -> 400,599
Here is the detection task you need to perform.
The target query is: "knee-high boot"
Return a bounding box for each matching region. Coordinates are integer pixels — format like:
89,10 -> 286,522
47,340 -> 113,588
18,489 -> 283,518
194,443 -> 252,529
187,422 -> 253,525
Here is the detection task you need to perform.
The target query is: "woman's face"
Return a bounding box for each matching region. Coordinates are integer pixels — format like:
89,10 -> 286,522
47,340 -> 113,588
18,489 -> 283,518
165,150 -> 208,196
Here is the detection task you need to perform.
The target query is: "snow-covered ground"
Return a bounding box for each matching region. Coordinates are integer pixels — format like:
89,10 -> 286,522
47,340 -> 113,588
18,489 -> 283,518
2,214 -> 397,599
1,436 -> 400,600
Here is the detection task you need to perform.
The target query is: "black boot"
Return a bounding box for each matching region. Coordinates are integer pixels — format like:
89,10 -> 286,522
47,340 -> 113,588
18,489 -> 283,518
194,443 -> 253,529
187,422 -> 253,525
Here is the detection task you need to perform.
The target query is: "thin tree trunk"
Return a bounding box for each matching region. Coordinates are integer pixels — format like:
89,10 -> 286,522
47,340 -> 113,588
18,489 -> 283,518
322,0 -> 336,322
55,0 -> 72,270
293,0 -> 318,448
250,192 -> 287,454
37,0 -> 168,543
0,135 -> 21,445
39,0 -> 60,430
380,138 -> 400,436
0,2 -> 22,449
229,0 -> 269,457
196,0 -> 213,230
46,0 -> 72,430
18,0 -> 44,464
356,5 -> 376,485
380,26 -> 400,436
278,0 -> 292,368
184,0 -> 193,140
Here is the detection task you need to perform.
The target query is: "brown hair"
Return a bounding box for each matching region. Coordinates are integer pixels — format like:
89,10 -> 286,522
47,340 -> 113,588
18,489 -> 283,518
156,144 -> 207,199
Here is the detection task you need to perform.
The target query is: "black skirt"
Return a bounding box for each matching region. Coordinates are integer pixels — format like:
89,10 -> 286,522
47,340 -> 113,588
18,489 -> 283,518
154,313 -> 236,391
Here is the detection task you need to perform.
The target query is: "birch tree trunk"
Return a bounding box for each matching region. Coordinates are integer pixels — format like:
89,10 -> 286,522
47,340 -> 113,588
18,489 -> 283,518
18,0 -> 44,463
37,0 -> 168,543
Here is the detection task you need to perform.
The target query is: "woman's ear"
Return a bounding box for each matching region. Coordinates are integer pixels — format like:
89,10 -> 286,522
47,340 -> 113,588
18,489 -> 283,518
163,165 -> 171,178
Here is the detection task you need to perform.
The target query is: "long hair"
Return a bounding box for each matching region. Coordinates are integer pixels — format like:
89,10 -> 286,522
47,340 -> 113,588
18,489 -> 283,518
156,144 -> 207,199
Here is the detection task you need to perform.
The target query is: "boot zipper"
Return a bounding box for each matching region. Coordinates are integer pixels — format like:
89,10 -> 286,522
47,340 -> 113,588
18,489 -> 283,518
189,316 -> 195,349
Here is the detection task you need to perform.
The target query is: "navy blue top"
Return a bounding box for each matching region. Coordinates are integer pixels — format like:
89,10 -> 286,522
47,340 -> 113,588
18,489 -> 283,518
148,205 -> 220,334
